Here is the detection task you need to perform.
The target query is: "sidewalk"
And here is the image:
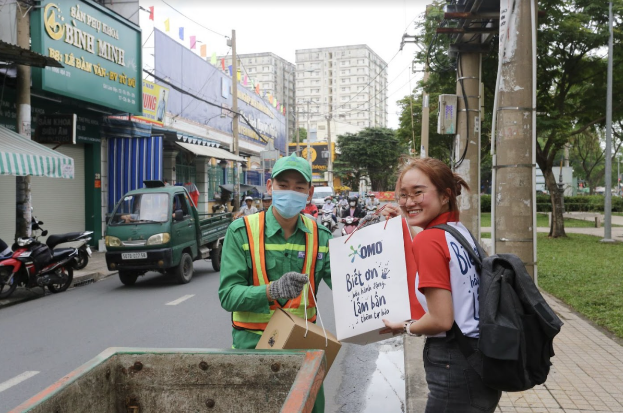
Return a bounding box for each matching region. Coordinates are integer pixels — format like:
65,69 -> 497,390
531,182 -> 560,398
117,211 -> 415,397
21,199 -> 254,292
405,292 -> 623,412
0,250 -> 117,308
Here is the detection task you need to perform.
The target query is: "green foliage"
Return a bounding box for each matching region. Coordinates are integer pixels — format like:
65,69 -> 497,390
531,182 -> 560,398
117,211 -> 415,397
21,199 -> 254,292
537,233 -> 623,338
291,128 -> 307,144
335,127 -> 405,191
480,194 -> 623,212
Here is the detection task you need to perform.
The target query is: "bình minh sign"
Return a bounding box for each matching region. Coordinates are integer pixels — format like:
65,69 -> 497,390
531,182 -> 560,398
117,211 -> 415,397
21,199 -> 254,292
30,0 -> 142,115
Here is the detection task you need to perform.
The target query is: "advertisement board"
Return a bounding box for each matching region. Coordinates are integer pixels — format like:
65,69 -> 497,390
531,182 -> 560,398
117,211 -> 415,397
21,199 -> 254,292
30,0 -> 142,114
131,80 -> 169,126
288,142 -> 334,176
154,29 -> 286,153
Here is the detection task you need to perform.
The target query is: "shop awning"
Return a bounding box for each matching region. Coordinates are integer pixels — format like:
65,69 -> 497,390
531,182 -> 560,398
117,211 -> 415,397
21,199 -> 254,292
176,141 -> 247,162
0,40 -> 64,68
0,126 -> 74,179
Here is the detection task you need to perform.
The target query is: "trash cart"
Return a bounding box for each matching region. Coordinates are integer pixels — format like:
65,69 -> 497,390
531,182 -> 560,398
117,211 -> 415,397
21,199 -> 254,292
9,347 -> 327,413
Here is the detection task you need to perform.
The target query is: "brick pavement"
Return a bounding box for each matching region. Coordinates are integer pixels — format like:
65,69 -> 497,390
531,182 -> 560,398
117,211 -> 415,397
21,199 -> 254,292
495,293 -> 622,413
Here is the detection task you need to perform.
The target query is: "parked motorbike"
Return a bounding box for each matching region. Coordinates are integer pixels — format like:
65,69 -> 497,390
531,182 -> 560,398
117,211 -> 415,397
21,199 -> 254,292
320,211 -> 336,232
0,222 -> 90,298
32,215 -> 92,270
341,216 -> 360,236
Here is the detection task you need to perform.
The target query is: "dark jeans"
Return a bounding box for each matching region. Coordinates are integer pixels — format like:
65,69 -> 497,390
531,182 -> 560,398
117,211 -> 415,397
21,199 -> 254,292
423,337 -> 501,413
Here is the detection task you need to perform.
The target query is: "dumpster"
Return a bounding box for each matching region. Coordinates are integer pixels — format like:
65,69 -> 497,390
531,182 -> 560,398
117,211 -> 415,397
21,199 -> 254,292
10,347 -> 326,413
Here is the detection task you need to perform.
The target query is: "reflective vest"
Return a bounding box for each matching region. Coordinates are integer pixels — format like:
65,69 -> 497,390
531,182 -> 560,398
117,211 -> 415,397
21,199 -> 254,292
232,211 -> 319,331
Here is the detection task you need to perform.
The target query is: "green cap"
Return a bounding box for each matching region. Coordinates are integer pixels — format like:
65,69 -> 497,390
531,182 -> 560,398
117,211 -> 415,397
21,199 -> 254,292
271,153 -> 312,182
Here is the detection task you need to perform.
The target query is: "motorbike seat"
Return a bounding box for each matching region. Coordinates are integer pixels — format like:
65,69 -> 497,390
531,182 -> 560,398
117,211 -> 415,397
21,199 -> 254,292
52,248 -> 75,260
46,232 -> 85,249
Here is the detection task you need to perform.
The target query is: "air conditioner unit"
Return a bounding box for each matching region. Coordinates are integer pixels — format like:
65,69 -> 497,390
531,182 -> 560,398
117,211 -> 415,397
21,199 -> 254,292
437,94 -> 458,134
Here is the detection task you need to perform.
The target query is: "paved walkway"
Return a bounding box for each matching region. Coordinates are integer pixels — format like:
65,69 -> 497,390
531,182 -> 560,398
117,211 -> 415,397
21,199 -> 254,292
496,293 -> 622,412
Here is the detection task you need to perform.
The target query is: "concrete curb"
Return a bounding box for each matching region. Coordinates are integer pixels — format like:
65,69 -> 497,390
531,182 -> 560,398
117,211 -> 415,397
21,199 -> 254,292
404,335 -> 427,413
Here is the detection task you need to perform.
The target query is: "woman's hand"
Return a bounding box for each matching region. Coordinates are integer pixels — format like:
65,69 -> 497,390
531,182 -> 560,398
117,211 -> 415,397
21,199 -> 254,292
378,203 -> 402,219
379,319 -> 405,336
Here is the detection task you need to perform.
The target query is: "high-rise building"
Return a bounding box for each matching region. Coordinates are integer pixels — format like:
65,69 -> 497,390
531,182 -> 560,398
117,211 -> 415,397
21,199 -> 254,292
218,52 -> 296,142
295,45 -> 388,142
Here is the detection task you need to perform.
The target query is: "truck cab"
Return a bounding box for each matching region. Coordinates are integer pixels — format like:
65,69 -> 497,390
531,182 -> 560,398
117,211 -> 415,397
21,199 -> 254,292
105,183 -> 231,285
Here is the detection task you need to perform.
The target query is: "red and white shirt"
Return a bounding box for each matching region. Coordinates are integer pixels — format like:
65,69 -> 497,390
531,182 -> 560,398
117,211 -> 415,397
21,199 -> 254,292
413,211 -> 480,338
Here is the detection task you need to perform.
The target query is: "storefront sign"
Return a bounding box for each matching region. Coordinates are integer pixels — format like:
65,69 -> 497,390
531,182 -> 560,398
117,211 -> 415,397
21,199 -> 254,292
34,114 -> 77,144
131,80 -> 169,126
31,0 -> 142,114
288,142 -> 334,173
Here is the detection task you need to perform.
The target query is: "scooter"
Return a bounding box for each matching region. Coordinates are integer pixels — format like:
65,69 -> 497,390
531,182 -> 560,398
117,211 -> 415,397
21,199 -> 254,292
341,216 -> 360,236
0,222 -> 89,298
320,211 -> 336,232
32,215 -> 92,270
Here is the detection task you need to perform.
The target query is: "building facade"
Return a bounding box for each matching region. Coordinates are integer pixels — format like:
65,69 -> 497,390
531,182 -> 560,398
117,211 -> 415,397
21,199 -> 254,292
295,45 -> 388,142
218,52 -> 296,144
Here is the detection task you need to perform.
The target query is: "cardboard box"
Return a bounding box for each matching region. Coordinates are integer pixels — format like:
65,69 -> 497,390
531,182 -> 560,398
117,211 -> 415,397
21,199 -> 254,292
256,308 -> 342,371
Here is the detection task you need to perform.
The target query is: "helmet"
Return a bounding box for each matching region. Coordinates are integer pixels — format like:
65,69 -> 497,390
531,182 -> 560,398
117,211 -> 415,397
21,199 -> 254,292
324,196 -> 332,201
348,196 -> 358,203
367,192 -> 375,197
244,196 -> 253,201
261,193 -> 272,201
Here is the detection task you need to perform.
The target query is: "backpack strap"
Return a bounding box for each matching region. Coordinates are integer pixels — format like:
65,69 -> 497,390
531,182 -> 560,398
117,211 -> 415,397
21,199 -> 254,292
431,224 -> 487,268
429,224 -> 485,377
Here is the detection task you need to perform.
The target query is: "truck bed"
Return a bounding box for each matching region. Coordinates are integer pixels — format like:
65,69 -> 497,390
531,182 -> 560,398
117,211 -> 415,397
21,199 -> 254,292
198,213 -> 232,247
10,347 -> 326,413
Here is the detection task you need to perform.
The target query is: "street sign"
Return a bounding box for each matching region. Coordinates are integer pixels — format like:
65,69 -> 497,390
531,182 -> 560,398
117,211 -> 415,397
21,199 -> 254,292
34,114 -> 77,144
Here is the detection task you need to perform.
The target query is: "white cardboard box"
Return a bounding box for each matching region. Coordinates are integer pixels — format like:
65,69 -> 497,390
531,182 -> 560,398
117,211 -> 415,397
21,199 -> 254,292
329,217 -> 412,344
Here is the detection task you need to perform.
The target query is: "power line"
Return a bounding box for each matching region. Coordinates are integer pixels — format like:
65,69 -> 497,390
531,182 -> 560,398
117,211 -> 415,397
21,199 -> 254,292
159,0 -> 229,39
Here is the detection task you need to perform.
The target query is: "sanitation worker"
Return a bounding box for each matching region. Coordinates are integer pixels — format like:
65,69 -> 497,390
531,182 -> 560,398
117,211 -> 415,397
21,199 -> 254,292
218,153 -> 333,413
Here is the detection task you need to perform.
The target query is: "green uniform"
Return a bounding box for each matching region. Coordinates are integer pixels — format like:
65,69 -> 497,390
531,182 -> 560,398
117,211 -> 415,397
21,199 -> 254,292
219,206 -> 333,412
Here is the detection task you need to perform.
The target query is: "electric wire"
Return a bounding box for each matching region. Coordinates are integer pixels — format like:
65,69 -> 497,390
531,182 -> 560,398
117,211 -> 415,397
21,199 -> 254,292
454,53 -> 470,169
159,0 -> 229,39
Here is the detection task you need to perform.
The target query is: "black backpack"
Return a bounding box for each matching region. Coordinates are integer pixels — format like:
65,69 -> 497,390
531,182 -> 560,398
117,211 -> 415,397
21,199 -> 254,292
432,224 -> 564,392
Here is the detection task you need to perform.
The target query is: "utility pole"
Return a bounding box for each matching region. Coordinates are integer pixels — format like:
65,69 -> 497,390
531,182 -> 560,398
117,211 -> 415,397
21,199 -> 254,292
326,114 -> 333,187
230,30 -> 240,213
492,0 -> 537,279
420,58 -> 430,158
306,100 -> 312,166
602,1 -> 614,243
16,3 -> 31,240
454,45 -> 481,238
295,108 -> 300,156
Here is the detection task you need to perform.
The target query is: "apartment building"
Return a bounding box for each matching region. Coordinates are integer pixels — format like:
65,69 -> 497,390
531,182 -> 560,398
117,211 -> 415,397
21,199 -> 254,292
218,52 -> 296,141
295,45 -> 388,142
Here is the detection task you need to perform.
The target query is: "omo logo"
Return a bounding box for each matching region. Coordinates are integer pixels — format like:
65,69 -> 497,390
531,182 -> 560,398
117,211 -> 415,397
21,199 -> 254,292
348,242 -> 383,263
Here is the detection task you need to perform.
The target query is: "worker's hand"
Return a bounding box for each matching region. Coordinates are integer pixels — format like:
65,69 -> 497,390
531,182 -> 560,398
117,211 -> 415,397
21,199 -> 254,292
379,319 -> 406,336
269,272 -> 309,300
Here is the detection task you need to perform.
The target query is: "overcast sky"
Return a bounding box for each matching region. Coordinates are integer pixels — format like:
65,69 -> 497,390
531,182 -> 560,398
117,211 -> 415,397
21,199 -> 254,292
139,0 -> 429,129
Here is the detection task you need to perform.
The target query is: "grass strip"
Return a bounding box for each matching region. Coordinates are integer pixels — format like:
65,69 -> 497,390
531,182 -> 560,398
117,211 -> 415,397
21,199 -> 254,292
480,213 -> 620,228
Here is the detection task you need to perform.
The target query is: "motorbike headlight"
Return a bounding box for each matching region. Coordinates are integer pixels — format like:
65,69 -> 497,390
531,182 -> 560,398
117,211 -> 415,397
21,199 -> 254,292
17,238 -> 32,247
105,236 -> 122,247
146,233 -> 170,245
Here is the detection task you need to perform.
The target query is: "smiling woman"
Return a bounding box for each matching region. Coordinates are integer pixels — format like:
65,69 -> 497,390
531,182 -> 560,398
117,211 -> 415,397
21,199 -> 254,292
378,157 -> 501,413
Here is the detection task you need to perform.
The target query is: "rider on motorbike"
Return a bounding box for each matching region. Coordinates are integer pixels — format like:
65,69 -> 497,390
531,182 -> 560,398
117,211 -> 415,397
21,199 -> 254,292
320,196 -> 337,227
302,199 -> 318,218
365,192 -> 380,208
340,196 -> 366,219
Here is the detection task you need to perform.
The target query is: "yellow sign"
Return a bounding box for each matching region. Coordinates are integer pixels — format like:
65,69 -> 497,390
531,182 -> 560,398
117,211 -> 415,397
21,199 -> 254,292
301,147 -> 317,163
132,80 -> 169,126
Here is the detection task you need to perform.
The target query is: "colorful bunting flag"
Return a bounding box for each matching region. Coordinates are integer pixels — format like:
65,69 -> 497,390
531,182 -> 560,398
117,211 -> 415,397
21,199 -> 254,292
211,52 -> 217,65
268,95 -> 273,104
228,65 -> 232,76
243,75 -> 248,86
255,83 -> 260,94
283,107 -> 286,115
148,6 -> 154,20
200,44 -> 206,57
237,70 -> 241,82
190,36 -> 196,49
164,18 -> 170,32
221,58 -> 225,70
179,27 -> 184,40
273,99 -> 277,108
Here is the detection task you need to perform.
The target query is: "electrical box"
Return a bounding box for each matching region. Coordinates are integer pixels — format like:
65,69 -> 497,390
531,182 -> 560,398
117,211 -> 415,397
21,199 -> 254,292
437,94 -> 458,134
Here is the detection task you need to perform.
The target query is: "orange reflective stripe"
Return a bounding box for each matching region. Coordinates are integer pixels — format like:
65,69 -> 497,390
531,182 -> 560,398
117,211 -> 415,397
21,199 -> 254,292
243,212 -> 270,286
234,321 -> 269,330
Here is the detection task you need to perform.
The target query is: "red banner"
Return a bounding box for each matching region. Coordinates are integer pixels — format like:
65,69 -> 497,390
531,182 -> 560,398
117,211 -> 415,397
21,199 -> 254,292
372,191 -> 396,201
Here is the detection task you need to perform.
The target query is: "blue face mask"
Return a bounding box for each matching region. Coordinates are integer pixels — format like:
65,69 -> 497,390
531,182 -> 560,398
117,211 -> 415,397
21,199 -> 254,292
272,189 -> 309,219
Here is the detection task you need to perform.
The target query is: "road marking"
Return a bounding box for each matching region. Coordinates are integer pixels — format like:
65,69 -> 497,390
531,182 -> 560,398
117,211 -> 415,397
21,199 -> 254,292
0,371 -> 40,393
166,294 -> 195,306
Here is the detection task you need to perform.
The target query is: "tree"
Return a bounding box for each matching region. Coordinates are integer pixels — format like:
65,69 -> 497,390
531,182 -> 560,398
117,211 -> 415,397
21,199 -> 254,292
335,127 -> 405,191
397,0 -> 623,237
291,127 -> 307,144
